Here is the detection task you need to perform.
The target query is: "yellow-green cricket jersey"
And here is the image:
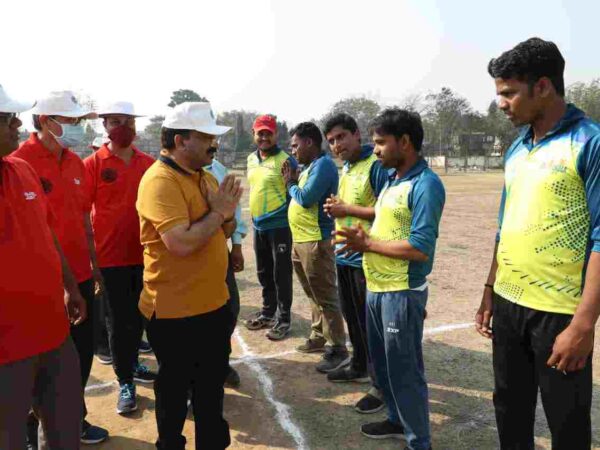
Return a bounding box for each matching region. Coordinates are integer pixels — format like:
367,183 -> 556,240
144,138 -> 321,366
495,104 -> 600,315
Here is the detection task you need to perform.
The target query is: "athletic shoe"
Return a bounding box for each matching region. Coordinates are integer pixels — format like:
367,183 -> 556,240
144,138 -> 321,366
296,338 -> 326,353
355,392 -> 385,414
138,340 -> 153,354
133,362 -> 157,384
266,321 -> 291,341
225,366 -> 241,389
360,419 -> 405,440
327,365 -> 370,383
245,312 -> 276,330
81,420 -> 109,444
315,348 -> 351,373
94,351 -> 112,365
117,383 -> 137,414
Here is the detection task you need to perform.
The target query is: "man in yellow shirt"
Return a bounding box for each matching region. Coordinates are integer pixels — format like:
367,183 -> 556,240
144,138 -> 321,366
136,102 -> 242,450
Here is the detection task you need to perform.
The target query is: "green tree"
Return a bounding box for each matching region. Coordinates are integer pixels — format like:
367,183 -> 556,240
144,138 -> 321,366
484,100 -> 517,155
567,79 -> 600,122
168,89 -> 208,107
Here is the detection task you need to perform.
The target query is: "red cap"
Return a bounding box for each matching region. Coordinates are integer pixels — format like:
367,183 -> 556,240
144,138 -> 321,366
253,115 -> 277,134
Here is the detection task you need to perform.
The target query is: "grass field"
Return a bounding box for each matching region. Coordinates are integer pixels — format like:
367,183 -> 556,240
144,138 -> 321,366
84,172 -> 600,449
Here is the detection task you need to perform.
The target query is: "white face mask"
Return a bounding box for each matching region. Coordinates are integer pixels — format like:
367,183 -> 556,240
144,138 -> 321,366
49,118 -> 85,148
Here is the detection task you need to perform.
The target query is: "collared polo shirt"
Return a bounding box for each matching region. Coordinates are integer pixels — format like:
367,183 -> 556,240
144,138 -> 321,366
136,152 -> 229,319
13,133 -> 92,283
0,156 -> 69,364
84,144 -> 154,268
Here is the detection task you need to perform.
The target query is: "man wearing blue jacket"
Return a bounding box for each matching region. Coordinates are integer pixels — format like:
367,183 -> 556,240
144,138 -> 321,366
283,122 -> 349,373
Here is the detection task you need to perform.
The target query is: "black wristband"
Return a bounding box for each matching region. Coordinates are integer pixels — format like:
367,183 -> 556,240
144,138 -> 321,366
484,283 -> 494,289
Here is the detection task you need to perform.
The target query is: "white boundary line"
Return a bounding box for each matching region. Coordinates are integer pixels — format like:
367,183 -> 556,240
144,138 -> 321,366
85,380 -> 116,393
234,330 -> 308,450
424,322 -> 472,335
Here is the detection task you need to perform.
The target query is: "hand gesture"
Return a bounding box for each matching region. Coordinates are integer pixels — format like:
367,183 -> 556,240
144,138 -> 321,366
208,174 -> 243,221
282,160 -> 300,185
323,194 -> 348,218
334,223 -> 370,256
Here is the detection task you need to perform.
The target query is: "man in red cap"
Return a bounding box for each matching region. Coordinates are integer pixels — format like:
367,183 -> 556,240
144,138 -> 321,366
245,115 -> 297,340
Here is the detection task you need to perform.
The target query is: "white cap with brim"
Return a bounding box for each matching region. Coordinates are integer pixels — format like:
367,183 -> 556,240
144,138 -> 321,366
0,84 -> 35,113
98,101 -> 144,118
163,102 -> 231,136
30,90 -> 97,119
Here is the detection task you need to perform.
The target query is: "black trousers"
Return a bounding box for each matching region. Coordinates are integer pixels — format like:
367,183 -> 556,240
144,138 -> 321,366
253,228 -> 293,323
336,265 -> 370,373
492,295 -> 592,450
94,288 -> 110,355
70,278 -> 95,419
101,265 -> 144,384
147,305 -> 232,450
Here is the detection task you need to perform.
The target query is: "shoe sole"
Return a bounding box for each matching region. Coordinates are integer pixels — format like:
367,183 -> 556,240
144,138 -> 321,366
355,403 -> 386,414
245,319 -> 276,330
316,355 -> 352,373
295,347 -> 326,354
138,348 -> 153,354
95,356 -> 112,365
266,332 -> 290,341
360,430 -> 404,440
116,405 -> 138,415
133,377 -> 155,384
328,376 -> 371,383
81,436 -> 108,444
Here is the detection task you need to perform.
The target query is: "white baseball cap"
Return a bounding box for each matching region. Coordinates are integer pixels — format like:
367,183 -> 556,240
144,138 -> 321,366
0,84 -> 35,113
30,90 -> 97,119
98,101 -> 144,118
163,102 -> 231,136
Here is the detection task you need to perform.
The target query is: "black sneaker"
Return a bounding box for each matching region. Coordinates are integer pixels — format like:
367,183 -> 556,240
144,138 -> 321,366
117,383 -> 137,414
138,340 -> 153,354
327,366 -> 370,383
355,392 -> 385,414
81,420 -> 109,444
225,366 -> 241,389
361,419 -> 405,440
315,348 -> 351,373
94,350 -> 112,365
133,362 -> 157,384
245,312 -> 276,330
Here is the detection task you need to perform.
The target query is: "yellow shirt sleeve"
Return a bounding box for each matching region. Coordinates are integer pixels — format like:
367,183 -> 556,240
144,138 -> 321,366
138,173 -> 190,234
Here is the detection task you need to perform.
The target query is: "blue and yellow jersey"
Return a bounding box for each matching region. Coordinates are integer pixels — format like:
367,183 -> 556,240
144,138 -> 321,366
288,153 -> 338,243
363,159 -> 445,293
336,145 -> 390,268
247,148 -> 297,231
495,104 -> 600,315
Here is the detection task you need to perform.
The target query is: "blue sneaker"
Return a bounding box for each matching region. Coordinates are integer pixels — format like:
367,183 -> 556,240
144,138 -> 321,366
81,420 -> 109,444
116,383 -> 137,414
133,362 -> 157,384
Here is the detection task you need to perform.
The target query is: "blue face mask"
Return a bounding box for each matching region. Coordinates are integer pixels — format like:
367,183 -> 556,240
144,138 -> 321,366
49,118 -> 85,148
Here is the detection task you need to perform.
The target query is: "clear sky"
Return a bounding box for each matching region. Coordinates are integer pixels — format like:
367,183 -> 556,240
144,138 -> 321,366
3,0 -> 598,129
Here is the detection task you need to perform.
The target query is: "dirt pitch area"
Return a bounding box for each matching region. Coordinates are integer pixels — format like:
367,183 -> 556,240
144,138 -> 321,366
85,172 -> 599,449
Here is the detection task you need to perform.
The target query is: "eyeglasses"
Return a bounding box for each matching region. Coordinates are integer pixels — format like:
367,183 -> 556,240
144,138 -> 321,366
0,112 -> 18,124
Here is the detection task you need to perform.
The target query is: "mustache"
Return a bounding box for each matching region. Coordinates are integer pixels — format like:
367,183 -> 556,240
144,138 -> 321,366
207,146 -> 218,154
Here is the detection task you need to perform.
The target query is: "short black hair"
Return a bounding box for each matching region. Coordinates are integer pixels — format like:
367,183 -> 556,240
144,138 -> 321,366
488,37 -> 565,96
322,113 -> 359,137
289,122 -> 323,148
368,108 -> 424,151
161,128 -> 191,150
